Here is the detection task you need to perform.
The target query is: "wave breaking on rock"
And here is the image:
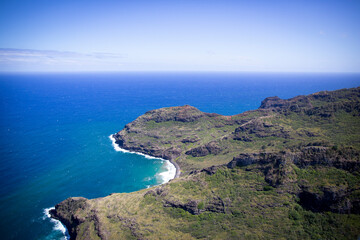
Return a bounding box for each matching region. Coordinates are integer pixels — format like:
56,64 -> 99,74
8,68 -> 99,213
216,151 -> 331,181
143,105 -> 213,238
43,207 -> 70,240
109,134 -> 176,184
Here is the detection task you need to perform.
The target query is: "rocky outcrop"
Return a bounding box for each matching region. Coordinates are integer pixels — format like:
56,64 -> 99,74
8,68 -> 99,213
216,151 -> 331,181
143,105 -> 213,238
144,186 -> 169,198
227,148 -> 360,214
299,186 -> 360,214
259,88 -> 360,118
113,132 -> 181,160
227,152 -> 294,187
163,199 -> 202,215
50,197 -> 89,240
227,152 -> 292,170
233,120 -> 290,141
163,196 -> 229,215
145,185 -> 230,215
228,147 -> 360,174
201,165 -> 220,175
259,95 -> 312,111
293,146 -> 360,172
143,105 -> 220,123
181,136 -> 200,143
185,141 -> 221,157
50,197 -> 113,240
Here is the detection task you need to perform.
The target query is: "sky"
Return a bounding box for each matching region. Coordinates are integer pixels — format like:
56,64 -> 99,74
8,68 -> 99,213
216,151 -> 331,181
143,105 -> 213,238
0,0 -> 359,72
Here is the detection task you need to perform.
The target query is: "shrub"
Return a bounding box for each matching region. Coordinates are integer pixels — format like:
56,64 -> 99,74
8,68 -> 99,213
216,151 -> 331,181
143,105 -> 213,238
289,209 -> 301,221
263,185 -> 274,191
197,201 -> 205,210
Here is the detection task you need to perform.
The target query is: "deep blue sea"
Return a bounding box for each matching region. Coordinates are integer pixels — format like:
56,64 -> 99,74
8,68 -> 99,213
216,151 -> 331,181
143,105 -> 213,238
0,72 -> 359,239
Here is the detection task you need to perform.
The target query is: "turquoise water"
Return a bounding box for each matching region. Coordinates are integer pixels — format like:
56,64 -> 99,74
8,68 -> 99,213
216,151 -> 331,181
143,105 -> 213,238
0,72 -> 359,239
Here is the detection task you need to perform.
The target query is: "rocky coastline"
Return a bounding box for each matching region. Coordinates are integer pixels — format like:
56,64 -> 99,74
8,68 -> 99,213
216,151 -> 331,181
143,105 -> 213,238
50,87 -> 360,240
111,133 -> 181,179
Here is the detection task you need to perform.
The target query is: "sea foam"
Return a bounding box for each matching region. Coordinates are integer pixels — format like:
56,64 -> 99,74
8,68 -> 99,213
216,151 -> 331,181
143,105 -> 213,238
156,159 -> 177,183
43,207 -> 70,240
109,134 -> 176,184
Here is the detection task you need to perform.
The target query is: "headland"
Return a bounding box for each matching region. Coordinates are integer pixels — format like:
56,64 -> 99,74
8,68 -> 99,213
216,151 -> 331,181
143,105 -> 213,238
51,87 -> 360,239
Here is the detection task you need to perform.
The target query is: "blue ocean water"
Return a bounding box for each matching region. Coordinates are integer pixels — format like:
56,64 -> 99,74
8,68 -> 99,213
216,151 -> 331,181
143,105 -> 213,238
0,72 -> 359,239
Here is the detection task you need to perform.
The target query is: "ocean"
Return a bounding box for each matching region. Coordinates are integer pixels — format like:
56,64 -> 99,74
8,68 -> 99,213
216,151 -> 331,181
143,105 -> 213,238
0,72 -> 359,239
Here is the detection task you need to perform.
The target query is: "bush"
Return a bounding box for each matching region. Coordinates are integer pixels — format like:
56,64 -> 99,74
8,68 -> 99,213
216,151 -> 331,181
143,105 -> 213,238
263,185 -> 274,191
289,209 -> 301,221
197,201 -> 205,210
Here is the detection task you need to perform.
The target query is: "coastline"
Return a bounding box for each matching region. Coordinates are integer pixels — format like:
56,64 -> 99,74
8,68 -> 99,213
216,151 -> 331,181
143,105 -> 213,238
43,87 -> 360,240
44,207 -> 70,240
109,134 -> 180,183
47,135 -> 180,240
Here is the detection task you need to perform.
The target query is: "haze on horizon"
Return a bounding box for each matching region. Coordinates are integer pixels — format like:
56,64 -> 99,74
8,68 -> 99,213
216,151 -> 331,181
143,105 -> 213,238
0,0 -> 359,73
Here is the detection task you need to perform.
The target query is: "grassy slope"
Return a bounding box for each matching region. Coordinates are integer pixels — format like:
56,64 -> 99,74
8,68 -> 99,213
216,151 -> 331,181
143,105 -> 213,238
76,167 -> 360,239
59,87 -> 360,239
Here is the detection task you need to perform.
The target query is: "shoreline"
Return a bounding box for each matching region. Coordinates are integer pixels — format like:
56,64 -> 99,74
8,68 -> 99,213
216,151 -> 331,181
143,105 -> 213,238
168,158 -> 181,179
44,207 -> 70,240
109,134 -> 180,183
48,135 -> 180,240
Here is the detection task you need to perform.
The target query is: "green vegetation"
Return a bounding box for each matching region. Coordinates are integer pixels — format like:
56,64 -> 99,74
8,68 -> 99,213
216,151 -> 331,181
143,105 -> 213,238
58,167 -> 360,239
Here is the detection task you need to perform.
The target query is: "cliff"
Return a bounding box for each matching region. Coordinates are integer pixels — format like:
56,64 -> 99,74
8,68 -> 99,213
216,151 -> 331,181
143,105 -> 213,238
52,87 -> 360,239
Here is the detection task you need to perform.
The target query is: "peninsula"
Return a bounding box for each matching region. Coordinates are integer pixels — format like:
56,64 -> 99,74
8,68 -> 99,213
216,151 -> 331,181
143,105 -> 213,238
51,87 -> 360,239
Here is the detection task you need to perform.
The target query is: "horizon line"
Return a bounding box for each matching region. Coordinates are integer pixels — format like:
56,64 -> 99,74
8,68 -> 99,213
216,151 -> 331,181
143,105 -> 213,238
1,70 -> 360,74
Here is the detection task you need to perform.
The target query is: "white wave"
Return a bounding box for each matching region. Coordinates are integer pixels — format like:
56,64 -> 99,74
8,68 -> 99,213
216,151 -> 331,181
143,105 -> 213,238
156,160 -> 177,184
109,134 -> 163,160
109,134 -> 176,184
109,134 -> 125,152
43,207 -> 70,240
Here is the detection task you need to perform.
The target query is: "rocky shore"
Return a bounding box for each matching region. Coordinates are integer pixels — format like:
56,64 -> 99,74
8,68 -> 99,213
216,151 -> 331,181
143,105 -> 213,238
111,133 -> 181,180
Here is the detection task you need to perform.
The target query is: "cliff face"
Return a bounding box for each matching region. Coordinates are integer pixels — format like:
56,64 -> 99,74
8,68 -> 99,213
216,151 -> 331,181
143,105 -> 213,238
259,95 -> 313,110
227,148 -> 360,214
52,87 -> 360,240
50,198 -> 89,240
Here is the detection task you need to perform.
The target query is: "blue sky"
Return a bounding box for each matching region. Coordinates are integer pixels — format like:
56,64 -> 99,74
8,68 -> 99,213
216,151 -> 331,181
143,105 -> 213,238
0,0 -> 359,72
